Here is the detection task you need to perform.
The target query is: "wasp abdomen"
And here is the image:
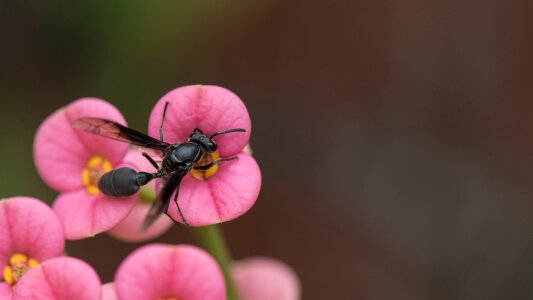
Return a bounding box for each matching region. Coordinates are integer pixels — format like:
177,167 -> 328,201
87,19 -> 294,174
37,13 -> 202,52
97,167 -> 145,197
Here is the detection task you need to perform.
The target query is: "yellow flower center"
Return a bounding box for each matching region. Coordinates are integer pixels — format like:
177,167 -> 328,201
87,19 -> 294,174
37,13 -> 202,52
82,155 -> 112,195
189,151 -> 220,180
3,253 -> 39,286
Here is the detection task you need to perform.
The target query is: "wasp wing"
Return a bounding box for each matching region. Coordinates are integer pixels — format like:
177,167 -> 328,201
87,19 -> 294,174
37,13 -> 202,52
74,117 -> 171,151
141,168 -> 189,230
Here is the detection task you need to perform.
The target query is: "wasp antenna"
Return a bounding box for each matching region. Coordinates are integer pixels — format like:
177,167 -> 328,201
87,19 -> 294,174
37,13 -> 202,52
159,102 -> 169,141
210,128 -> 246,139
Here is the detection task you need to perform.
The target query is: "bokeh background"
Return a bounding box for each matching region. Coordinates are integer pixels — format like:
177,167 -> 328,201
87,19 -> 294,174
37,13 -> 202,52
2,1 -> 533,299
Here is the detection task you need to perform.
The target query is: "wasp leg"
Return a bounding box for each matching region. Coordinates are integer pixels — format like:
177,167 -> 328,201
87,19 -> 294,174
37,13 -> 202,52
159,198 -> 183,229
160,194 -> 189,228
194,156 -> 238,171
165,189 -> 190,226
159,102 -> 169,142
142,152 -> 159,170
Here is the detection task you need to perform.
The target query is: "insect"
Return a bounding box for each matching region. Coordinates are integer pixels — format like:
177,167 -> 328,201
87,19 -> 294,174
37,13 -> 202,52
73,102 -> 245,230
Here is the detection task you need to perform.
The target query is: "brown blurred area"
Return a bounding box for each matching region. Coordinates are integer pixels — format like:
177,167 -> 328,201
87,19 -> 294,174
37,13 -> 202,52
2,0 -> 533,299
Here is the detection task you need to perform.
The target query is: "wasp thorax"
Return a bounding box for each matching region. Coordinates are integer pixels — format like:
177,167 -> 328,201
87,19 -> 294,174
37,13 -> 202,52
82,155 -> 113,195
190,150 -> 220,180
3,253 -> 39,286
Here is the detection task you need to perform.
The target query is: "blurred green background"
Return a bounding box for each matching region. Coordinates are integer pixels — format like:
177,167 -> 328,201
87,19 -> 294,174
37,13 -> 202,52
2,1 -> 533,299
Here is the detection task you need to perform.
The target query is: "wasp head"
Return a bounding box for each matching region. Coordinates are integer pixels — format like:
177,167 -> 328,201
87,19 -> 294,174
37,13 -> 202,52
189,132 -> 217,152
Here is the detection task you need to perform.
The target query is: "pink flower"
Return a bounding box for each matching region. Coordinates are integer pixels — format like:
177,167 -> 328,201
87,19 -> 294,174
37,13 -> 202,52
0,197 -> 65,297
232,257 -> 301,300
11,257 -> 101,300
114,244 -> 226,300
33,98 -> 138,240
148,85 -> 261,226
107,150 -> 173,242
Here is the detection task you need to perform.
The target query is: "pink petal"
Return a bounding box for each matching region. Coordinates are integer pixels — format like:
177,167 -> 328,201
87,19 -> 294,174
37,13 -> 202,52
166,153 -> 261,226
53,190 -> 136,240
232,257 -> 301,300
148,85 -> 251,157
107,201 -> 173,242
102,283 -> 118,300
53,159 -> 138,240
115,244 -> 226,300
34,98 -> 128,192
0,197 -> 65,272
0,283 -> 12,300
12,257 -> 101,300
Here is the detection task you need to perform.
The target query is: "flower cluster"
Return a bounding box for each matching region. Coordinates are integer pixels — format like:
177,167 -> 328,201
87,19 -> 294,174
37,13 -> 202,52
0,85 -> 299,300
33,85 -> 262,239
0,197 -> 64,299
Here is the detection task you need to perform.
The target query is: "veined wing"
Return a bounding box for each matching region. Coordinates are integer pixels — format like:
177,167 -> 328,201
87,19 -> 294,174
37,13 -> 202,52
74,117 -> 171,151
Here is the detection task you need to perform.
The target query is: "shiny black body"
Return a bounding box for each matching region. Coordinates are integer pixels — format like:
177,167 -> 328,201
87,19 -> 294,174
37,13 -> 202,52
74,104 -> 245,229
164,142 -> 203,170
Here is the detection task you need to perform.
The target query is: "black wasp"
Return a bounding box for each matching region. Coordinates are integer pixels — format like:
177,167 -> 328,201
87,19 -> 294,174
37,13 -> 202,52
74,102 -> 245,229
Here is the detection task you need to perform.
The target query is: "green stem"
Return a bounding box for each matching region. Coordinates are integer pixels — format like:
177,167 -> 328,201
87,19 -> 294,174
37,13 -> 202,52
191,225 -> 239,300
